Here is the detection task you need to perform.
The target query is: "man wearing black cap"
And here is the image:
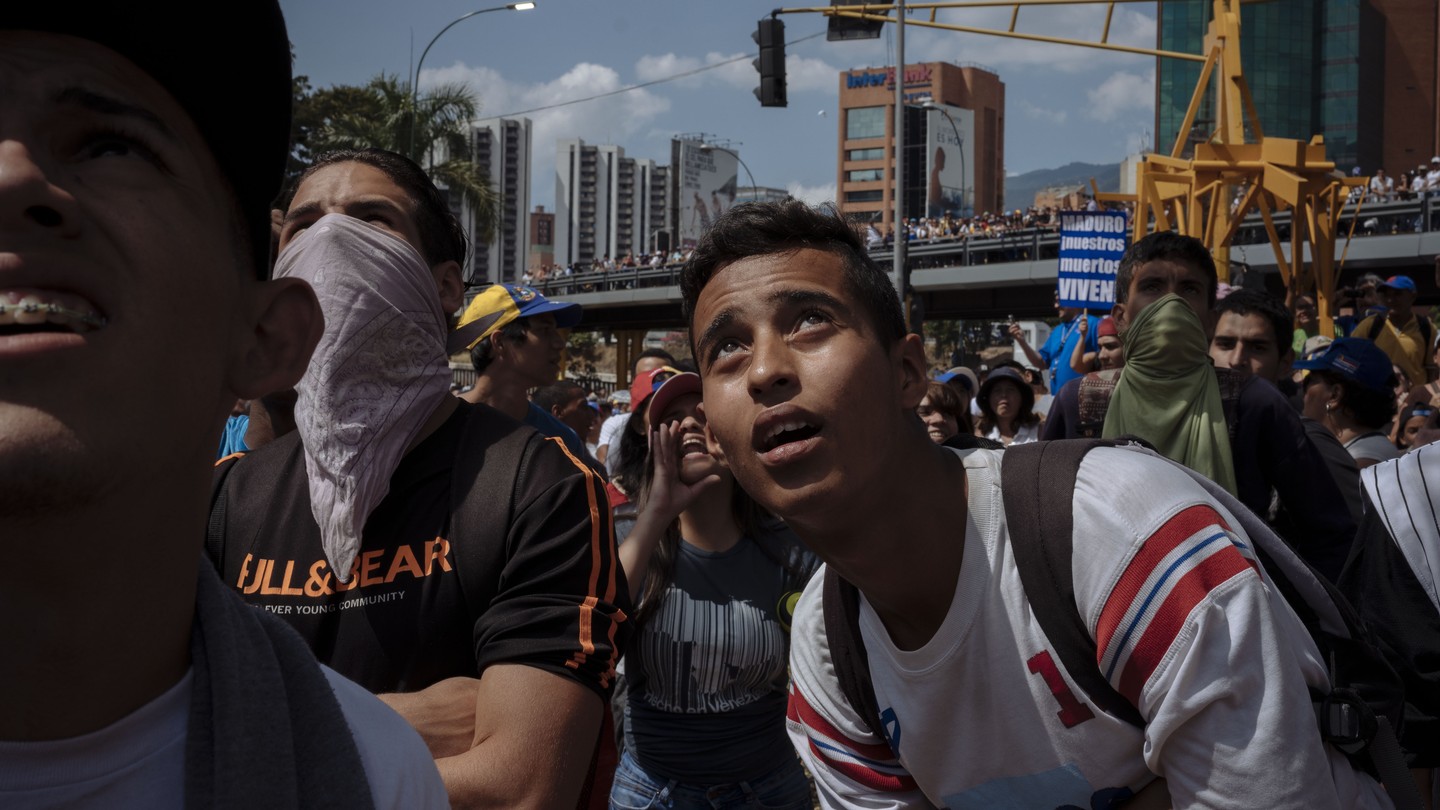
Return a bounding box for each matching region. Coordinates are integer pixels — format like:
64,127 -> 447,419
0,3 -> 446,807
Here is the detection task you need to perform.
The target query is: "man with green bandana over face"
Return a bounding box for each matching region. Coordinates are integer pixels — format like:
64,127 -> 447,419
1044,231 -> 1355,583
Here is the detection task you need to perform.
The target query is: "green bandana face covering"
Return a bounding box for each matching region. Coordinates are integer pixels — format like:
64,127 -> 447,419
1102,293 -> 1238,496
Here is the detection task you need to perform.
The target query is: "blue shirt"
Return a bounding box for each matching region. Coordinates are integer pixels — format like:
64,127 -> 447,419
1038,314 -> 1100,392
525,403 -> 605,477
217,414 -> 249,459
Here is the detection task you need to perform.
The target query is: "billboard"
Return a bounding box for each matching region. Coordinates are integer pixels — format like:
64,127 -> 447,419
675,139 -> 739,249
924,104 -> 975,218
1057,211 -> 1129,309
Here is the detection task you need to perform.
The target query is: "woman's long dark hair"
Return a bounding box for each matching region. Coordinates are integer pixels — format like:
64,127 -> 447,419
611,398 -> 654,499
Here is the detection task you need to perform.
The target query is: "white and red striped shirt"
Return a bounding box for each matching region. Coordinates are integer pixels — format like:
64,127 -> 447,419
786,447 -> 1390,810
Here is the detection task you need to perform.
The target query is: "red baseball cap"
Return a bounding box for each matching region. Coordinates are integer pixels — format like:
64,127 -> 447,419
629,366 -> 683,412
645,373 -> 702,429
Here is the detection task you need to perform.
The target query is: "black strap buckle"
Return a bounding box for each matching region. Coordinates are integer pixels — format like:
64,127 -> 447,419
1315,688 -> 1377,754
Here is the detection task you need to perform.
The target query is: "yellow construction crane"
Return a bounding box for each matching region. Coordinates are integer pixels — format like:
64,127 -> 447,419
789,0 -> 1360,335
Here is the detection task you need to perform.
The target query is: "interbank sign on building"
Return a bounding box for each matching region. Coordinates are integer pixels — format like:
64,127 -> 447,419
846,65 -> 934,103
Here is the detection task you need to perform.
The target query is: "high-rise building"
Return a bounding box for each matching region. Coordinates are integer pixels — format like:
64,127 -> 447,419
1155,0 -> 1439,174
836,61 -> 1005,230
647,164 -> 673,255
528,205 -> 554,274
555,140 -> 673,267
466,117 -> 531,286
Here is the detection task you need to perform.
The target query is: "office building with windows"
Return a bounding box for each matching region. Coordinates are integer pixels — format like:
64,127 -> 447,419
1155,0 -> 1438,174
555,141 -> 673,268
467,117 -> 531,285
836,61 -> 1005,230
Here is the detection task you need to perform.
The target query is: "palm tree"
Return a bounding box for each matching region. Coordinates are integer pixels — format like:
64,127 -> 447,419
291,72 -> 499,247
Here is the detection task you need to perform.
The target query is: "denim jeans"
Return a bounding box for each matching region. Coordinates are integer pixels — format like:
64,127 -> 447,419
609,750 -> 813,810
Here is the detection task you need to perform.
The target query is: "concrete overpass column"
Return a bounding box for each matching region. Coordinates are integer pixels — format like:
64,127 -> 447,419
614,330 -> 647,391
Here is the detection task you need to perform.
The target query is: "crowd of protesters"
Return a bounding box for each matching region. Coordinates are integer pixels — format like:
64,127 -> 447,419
6,4 -> 1440,810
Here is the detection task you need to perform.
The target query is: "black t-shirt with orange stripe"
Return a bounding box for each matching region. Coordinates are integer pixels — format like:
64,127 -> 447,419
212,400 -> 630,697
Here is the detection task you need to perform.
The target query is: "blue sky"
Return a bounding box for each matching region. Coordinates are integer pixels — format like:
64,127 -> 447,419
278,0 -> 1161,210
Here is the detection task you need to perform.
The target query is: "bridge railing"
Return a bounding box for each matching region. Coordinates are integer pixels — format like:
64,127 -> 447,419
868,196 -> 1438,269
536,263 -> 687,298
538,197 -> 1438,298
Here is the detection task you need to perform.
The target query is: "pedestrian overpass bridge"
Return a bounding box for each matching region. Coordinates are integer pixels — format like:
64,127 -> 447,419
538,198 -> 1440,332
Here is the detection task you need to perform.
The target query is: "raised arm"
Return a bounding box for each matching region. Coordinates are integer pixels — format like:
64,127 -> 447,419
1069,316 -> 1096,374
617,422 -> 720,600
1009,321 -> 1046,370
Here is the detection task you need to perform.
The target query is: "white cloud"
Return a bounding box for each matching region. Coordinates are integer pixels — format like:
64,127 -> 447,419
423,60 -> 671,210
634,50 -> 840,95
635,53 -> 701,83
787,182 -> 838,206
1017,99 -> 1067,125
786,54 -> 843,94
1085,70 -> 1155,121
897,5 -> 1158,75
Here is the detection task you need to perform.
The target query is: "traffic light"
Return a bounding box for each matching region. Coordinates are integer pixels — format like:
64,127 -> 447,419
753,17 -> 787,108
827,0 -> 885,41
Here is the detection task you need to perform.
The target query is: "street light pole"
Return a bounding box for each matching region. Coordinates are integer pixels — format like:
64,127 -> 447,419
892,0 -> 907,321
410,2 -> 535,160
700,143 -> 758,202
921,98 -> 967,216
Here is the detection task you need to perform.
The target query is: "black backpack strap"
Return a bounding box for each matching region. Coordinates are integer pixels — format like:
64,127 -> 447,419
205,455 -> 243,569
821,567 -> 892,750
1001,440 -> 1146,729
448,403 -> 539,621
1365,311 -> 1389,341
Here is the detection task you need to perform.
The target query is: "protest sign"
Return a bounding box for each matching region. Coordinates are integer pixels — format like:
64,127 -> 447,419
1057,211 -> 1128,309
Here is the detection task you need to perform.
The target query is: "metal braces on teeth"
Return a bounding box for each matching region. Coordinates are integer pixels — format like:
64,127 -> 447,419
0,300 -> 107,328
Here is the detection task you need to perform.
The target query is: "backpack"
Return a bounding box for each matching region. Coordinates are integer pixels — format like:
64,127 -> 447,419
208,404 -> 615,810
822,439 -> 1421,810
1365,309 -> 1434,352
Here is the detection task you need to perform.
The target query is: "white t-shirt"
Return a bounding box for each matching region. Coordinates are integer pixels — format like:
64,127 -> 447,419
598,412 -> 631,474
0,667 -> 447,809
982,422 -> 1041,446
786,447 -> 1388,809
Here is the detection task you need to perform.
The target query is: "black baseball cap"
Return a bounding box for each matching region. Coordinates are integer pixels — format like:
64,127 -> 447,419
4,1 -> 293,278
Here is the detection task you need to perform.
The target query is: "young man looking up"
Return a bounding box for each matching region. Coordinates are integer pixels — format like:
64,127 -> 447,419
212,148 -> 628,808
1044,232 -> 1356,582
679,201 -> 1385,809
0,5 -> 445,806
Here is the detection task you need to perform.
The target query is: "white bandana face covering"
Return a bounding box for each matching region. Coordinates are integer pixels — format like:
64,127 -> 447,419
274,214 -> 453,583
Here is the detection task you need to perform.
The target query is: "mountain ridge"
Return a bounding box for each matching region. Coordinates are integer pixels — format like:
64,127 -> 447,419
1003,161 -> 1123,211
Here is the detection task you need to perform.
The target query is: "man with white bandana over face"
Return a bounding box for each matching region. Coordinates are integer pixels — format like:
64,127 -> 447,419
209,148 -> 630,809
